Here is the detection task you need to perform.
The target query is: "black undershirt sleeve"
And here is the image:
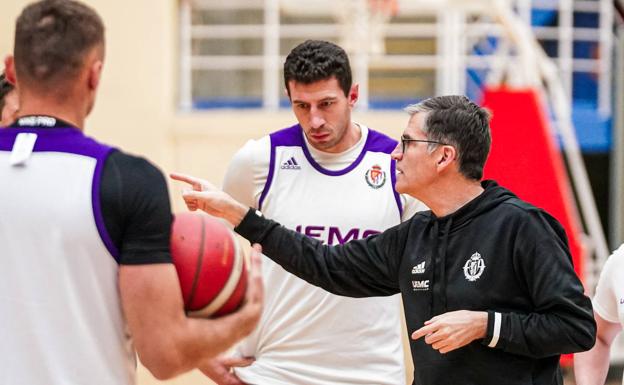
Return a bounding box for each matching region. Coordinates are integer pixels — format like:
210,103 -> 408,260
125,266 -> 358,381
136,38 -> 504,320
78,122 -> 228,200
100,150 -> 173,265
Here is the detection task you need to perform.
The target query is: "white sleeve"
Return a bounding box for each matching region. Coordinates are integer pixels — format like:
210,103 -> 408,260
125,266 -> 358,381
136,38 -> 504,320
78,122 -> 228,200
222,137 -> 270,209
592,248 -> 622,323
400,194 -> 428,222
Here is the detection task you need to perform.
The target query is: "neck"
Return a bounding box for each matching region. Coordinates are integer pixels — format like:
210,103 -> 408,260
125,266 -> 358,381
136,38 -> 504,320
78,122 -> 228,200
16,96 -> 85,130
322,121 -> 361,153
422,177 -> 484,217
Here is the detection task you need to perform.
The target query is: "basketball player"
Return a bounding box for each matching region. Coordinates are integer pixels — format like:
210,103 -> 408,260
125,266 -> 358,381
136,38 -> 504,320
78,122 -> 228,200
0,1 -> 262,384
176,95 -> 596,385
574,243 -> 624,385
173,40 -> 425,385
0,72 -> 18,126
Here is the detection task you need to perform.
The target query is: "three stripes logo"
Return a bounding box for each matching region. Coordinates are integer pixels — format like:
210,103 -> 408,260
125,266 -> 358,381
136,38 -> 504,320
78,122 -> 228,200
281,157 -> 301,170
411,261 -> 425,274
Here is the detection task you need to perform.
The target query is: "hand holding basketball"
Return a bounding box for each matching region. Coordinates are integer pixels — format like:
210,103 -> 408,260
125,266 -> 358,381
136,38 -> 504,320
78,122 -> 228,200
170,172 -> 248,226
200,355 -> 254,385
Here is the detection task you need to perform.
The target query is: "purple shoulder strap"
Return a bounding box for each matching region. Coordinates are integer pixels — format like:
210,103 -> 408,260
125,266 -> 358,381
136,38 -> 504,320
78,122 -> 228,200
0,127 -> 120,261
258,124 -> 302,210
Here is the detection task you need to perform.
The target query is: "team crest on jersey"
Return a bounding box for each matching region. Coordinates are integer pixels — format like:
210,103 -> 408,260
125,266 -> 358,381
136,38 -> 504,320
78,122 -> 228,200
365,165 -> 386,189
463,252 -> 486,282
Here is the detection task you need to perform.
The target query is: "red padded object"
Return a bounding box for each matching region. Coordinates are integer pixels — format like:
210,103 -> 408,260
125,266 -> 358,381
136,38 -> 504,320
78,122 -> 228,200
170,212 -> 246,318
481,88 -> 585,367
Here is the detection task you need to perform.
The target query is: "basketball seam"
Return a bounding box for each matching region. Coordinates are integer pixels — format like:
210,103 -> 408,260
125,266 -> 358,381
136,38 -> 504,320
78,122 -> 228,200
188,229 -> 243,317
186,215 -> 206,310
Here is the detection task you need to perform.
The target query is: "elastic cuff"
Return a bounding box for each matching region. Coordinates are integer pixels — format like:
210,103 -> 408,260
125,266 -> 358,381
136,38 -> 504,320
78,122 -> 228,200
483,311 -> 502,348
234,207 -> 268,243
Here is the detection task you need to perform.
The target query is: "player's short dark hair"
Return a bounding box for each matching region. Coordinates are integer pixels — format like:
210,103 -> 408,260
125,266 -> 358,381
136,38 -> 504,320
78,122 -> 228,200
405,95 -> 492,181
0,72 -> 15,113
283,40 -> 352,97
14,0 -> 105,90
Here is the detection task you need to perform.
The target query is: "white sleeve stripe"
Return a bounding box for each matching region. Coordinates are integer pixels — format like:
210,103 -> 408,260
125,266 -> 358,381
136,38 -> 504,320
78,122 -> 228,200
488,312 -> 502,348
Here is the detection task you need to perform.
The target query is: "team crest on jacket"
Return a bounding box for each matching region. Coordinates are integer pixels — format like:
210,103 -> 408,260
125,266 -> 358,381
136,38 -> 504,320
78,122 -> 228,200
365,165 -> 386,189
463,252 -> 486,282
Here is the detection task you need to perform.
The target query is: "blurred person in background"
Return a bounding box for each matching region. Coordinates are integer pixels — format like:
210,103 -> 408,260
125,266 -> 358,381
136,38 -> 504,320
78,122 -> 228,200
0,72 -> 18,126
574,243 -> 624,385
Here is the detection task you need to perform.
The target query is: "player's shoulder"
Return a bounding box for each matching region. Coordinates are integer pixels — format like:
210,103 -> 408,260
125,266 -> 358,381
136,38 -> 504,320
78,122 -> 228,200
267,123 -> 304,147
363,125 -> 398,154
232,135 -> 270,165
107,149 -> 162,173
604,243 -> 624,270
235,124 -> 302,162
401,195 -> 429,220
105,150 -> 167,186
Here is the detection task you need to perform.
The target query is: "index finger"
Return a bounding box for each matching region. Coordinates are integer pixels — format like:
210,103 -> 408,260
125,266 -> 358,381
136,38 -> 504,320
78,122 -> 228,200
411,322 -> 438,340
170,172 -> 202,186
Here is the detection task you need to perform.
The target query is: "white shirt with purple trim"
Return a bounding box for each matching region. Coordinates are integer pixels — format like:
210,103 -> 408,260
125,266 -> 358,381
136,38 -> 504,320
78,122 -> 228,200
592,243 -> 624,385
0,128 -> 134,385
223,123 -> 426,385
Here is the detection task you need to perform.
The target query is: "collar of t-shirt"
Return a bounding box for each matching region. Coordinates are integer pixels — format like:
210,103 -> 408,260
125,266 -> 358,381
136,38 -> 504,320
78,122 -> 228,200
9,115 -> 77,129
303,123 -> 369,171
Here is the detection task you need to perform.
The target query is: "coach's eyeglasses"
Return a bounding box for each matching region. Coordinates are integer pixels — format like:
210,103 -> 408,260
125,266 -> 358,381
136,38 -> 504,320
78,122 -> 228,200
400,136 -> 448,153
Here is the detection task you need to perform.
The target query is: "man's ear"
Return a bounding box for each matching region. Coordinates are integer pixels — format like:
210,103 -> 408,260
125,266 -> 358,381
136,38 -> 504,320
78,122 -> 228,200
348,83 -> 359,107
436,145 -> 457,171
88,60 -> 103,90
4,55 -> 17,85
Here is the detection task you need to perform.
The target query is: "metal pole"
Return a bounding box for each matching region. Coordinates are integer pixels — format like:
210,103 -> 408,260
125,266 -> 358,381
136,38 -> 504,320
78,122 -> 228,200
354,0 -> 370,110
263,0 -> 280,110
449,10 -> 466,95
179,0 -> 193,111
598,0 -> 613,116
437,11 -> 464,95
610,27 -> 624,247
435,11 -> 447,95
516,0 -> 532,26
558,0 -> 574,106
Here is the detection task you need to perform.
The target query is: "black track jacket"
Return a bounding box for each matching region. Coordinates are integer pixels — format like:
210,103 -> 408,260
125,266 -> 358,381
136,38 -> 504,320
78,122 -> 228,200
235,180 -> 596,385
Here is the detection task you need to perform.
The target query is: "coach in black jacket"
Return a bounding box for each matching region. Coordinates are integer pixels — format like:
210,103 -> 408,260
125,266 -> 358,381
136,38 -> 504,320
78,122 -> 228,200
175,95 -> 596,385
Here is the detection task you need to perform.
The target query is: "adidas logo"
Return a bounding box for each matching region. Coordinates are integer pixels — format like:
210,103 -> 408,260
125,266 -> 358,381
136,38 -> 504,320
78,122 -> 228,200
280,157 -> 301,170
412,261 -> 425,274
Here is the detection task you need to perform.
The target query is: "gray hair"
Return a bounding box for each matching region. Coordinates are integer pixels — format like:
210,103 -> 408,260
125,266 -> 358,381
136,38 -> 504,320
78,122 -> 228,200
404,95 -> 491,180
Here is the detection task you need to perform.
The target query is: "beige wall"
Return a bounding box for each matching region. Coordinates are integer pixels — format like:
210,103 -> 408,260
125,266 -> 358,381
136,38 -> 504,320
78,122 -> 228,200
0,1 -> 412,384
0,0 -> 409,198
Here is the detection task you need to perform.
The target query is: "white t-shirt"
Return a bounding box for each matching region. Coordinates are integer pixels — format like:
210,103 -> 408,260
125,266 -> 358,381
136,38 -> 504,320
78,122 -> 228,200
223,123 -> 426,385
592,243 -> 624,385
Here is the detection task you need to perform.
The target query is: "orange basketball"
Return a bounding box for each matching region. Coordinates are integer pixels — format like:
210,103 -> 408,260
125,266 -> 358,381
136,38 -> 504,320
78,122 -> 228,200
170,212 -> 247,317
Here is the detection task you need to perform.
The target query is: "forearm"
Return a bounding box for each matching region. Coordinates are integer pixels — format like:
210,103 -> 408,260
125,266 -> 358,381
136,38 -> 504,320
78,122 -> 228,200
492,229 -> 597,357
574,339 -> 611,385
235,208 -> 399,297
120,264 -> 257,380
482,310 -> 596,357
132,304 -> 253,379
182,311 -> 255,361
